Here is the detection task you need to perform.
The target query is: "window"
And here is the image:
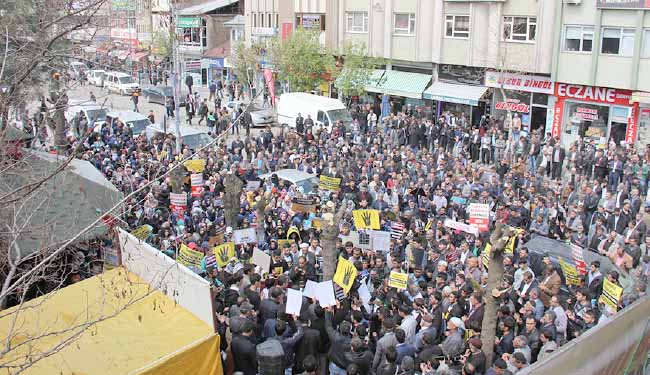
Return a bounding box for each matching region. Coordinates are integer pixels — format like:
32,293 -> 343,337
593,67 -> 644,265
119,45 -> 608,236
252,13 -> 257,28
394,13 -> 416,35
601,27 -> 635,56
642,29 -> 650,58
564,25 -> 594,52
445,15 -> 469,38
276,14 -> 279,28
260,13 -> 265,27
346,11 -> 368,33
503,16 -> 536,42
268,13 -> 272,28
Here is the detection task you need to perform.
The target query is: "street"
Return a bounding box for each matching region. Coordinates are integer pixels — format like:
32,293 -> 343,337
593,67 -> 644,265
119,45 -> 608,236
63,80 -> 272,143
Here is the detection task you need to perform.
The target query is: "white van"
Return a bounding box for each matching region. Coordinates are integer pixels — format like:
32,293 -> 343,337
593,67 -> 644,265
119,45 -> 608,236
87,69 -> 106,86
277,92 -> 352,132
105,111 -> 151,136
65,103 -> 108,133
103,71 -> 139,95
145,123 -> 213,150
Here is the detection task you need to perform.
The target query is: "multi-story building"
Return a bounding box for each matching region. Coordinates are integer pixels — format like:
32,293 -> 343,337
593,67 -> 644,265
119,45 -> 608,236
176,0 -> 243,86
551,0 -> 650,149
245,0 -> 326,48
323,0 -> 557,130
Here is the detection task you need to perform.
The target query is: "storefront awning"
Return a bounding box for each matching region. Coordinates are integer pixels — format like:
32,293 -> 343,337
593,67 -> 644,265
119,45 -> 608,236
366,70 -> 431,99
423,81 -> 489,106
178,0 -> 237,15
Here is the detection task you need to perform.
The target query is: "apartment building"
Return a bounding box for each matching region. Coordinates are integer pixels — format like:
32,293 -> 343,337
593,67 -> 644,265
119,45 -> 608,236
325,0 -> 557,131
551,0 -> 650,149
245,0 -> 326,48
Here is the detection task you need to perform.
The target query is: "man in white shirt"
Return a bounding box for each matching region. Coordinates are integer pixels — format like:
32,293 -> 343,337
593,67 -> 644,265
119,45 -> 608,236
550,295 -> 568,345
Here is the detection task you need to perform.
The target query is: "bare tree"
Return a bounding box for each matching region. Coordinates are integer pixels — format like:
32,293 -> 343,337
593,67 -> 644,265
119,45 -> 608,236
321,201 -> 347,281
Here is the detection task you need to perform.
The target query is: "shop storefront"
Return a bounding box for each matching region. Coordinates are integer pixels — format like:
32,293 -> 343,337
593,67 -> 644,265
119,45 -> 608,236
630,92 -> 650,151
552,83 -> 634,148
423,64 -> 489,126
484,71 -> 552,134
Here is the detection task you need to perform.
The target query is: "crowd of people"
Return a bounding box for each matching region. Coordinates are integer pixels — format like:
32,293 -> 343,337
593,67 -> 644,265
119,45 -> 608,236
20,84 -> 650,374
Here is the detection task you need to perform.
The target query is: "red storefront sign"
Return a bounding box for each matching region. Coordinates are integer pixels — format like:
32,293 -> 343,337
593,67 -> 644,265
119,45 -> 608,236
281,22 -> 293,40
495,101 -> 530,113
555,83 -> 632,105
626,103 -> 639,144
551,83 -> 634,139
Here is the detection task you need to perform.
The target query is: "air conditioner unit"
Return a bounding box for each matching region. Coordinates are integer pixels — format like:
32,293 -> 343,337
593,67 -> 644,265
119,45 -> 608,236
564,0 -> 582,4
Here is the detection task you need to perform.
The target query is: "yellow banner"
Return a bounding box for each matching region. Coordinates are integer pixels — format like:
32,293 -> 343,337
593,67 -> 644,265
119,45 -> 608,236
184,159 -> 206,173
277,239 -> 294,249
504,229 -> 524,254
312,218 -> 322,230
388,271 -> 408,290
559,258 -> 581,286
599,278 -> 623,311
213,242 -> 236,268
482,243 -> 492,269
130,225 -> 152,241
177,244 -> 204,269
333,257 -> 357,294
319,175 -> 342,191
353,209 -> 380,230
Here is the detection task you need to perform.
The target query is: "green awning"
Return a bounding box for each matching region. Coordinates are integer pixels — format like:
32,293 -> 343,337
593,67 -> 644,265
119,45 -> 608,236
366,70 -> 432,99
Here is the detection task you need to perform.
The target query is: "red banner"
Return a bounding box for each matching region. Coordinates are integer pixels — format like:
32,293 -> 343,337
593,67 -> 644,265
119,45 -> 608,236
264,68 -> 275,105
190,174 -> 204,197
281,22 -> 293,40
554,83 -> 632,106
170,192 -> 187,214
551,98 -> 564,139
626,103 -> 639,144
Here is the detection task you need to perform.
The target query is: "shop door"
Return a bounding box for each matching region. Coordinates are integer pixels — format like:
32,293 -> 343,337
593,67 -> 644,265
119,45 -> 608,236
610,121 -> 627,146
531,107 -> 547,133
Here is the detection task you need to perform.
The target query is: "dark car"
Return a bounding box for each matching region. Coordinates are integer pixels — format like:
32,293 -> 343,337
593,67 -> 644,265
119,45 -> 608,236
142,86 -> 186,107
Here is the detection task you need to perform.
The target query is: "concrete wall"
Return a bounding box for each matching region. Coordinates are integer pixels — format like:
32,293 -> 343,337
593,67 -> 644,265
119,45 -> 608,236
118,229 -> 214,329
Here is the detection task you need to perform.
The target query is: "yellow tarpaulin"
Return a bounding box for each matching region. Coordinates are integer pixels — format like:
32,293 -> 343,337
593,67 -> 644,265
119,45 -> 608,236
0,267 -> 222,375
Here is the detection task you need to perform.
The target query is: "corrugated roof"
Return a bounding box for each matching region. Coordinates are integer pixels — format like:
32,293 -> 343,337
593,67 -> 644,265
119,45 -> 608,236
178,0 -> 238,16
0,150 -> 122,256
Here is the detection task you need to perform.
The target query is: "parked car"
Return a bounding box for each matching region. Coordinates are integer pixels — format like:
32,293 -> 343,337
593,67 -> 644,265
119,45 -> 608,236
68,61 -> 88,80
258,169 -> 320,195
87,69 -> 106,87
103,71 -> 139,95
65,102 -> 107,133
277,92 -> 352,132
222,101 -> 274,127
141,86 -> 186,107
105,111 -> 151,136
145,123 -> 212,150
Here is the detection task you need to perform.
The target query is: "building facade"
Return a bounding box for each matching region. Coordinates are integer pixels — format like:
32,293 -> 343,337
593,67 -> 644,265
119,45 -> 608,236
323,0 -> 557,131
551,0 -> 650,149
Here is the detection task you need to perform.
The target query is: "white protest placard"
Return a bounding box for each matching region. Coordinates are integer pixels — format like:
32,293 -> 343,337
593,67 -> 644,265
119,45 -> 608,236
371,230 -> 391,252
315,280 -> 337,307
246,180 -> 261,191
468,203 -> 490,232
251,248 -> 271,273
303,280 -> 318,299
444,219 -> 479,236
339,231 -> 360,248
358,283 -> 372,312
286,288 -> 303,316
233,227 -> 257,245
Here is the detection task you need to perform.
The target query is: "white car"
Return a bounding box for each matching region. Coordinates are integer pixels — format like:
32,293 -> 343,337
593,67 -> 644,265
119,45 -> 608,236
103,71 -> 139,95
65,103 -> 108,134
145,123 -> 213,150
105,111 -> 151,136
87,69 -> 106,87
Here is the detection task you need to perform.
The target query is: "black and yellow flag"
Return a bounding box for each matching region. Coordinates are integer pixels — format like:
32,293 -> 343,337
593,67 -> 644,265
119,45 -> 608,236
353,209 -> 380,230
213,242 -> 236,268
333,257 -> 357,294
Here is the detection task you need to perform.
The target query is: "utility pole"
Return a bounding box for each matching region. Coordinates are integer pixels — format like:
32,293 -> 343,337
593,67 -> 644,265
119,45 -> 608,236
170,0 -> 182,153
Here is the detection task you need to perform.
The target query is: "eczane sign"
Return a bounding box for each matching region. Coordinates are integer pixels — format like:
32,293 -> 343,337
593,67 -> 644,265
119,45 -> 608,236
555,83 -> 631,105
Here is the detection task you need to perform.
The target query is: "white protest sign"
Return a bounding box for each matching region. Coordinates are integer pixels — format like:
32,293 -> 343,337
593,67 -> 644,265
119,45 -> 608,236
233,227 -> 257,245
315,280 -> 337,307
468,203 -> 490,232
303,280 -> 318,299
358,282 -> 372,312
444,219 -> 479,236
286,288 -> 303,316
251,248 -> 271,273
371,230 -> 391,252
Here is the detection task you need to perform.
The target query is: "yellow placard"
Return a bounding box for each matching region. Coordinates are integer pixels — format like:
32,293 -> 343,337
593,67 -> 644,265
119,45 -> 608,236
130,225 -> 152,241
312,218 -> 322,230
559,258 -> 581,286
213,242 -> 236,268
319,175 -> 342,191
177,244 -> 204,269
599,278 -> 623,311
352,209 -> 380,230
277,239 -> 294,249
333,257 -> 357,294
388,271 -> 408,290
482,243 -> 492,269
184,159 -> 206,173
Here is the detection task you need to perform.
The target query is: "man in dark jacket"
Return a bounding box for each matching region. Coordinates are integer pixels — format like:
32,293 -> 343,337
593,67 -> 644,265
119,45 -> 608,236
325,310 -> 352,375
259,287 -> 283,330
231,321 -> 258,375
344,338 -> 373,375
267,318 -> 303,373
294,317 -> 322,375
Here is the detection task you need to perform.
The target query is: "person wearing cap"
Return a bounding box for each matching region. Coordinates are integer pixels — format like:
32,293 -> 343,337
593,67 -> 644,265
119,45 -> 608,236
432,316 -> 464,359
